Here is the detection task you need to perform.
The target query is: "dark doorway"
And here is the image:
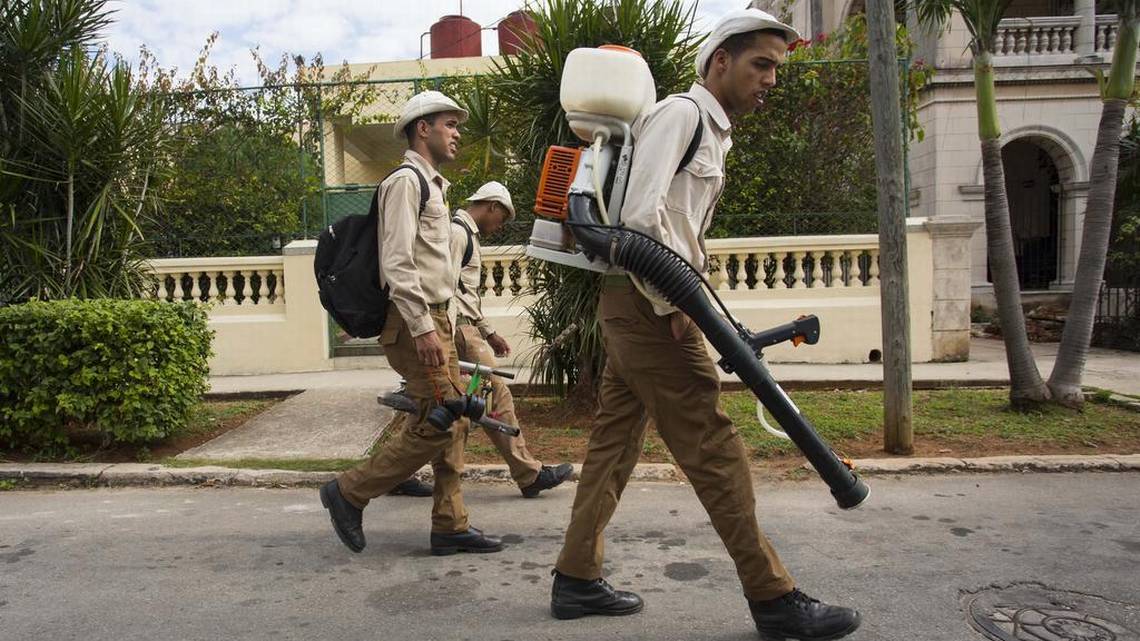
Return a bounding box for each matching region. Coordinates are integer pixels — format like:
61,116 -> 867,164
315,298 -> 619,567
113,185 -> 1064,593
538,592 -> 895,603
991,139 -> 1061,290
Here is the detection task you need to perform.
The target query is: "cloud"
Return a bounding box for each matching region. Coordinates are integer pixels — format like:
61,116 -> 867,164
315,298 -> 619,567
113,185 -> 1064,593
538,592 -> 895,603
102,0 -> 749,83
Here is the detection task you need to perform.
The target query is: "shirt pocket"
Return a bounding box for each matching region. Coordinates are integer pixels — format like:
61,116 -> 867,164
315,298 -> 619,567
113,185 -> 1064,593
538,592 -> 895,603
664,147 -> 723,219
418,198 -> 450,242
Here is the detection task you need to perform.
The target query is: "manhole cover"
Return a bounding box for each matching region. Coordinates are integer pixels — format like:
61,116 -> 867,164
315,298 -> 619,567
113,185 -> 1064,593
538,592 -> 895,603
964,584 -> 1140,641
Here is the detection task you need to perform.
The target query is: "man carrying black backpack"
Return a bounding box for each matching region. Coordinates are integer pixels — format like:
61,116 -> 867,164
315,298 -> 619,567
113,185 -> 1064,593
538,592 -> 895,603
319,90 -> 504,557
391,181 -> 574,500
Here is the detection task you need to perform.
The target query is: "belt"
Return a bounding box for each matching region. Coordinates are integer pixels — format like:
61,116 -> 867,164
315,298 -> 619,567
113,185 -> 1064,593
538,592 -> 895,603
428,300 -> 450,312
456,315 -> 475,326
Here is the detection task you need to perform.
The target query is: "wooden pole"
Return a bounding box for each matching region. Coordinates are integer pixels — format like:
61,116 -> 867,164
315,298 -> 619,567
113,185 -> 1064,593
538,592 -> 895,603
866,0 -> 914,453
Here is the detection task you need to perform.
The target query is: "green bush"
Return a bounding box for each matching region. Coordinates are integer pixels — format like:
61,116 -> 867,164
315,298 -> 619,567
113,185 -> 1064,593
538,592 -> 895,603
0,299 -> 213,451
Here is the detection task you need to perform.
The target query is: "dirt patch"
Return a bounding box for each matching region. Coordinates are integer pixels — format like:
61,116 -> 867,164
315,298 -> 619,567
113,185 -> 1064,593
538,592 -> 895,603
459,390 -> 1140,478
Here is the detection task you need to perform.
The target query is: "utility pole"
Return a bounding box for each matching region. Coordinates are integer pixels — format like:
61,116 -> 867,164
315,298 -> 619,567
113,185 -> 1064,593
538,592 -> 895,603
866,0 -> 914,453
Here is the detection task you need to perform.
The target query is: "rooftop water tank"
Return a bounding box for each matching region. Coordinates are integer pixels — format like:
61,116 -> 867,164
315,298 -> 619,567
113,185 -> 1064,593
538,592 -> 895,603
498,10 -> 537,55
431,14 -> 482,59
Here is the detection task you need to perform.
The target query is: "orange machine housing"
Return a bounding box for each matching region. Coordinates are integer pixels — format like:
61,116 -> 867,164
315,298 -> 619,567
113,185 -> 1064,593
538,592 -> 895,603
534,145 -> 582,220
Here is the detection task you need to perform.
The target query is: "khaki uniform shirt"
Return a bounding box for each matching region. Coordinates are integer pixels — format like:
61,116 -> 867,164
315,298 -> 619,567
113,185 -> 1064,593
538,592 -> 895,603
622,82 -> 732,316
377,149 -> 456,337
449,209 -> 495,339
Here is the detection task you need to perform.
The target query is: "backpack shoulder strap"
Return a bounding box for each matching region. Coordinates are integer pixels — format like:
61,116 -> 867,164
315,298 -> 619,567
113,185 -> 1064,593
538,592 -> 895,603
671,94 -> 704,175
372,163 -> 431,219
452,215 -> 475,267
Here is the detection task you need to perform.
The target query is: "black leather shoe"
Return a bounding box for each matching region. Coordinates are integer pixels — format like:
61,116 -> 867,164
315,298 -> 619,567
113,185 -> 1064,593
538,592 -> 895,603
430,527 -> 504,556
550,569 -> 644,620
749,589 -> 861,640
521,463 -> 574,498
389,477 -> 434,497
318,480 -> 365,553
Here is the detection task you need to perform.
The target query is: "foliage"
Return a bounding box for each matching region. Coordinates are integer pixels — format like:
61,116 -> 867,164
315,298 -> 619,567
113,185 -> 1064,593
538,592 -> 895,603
715,14 -> 930,238
0,299 -> 212,453
0,0 -> 171,303
1108,113 -> 1140,283
473,0 -> 704,398
138,37 -> 382,256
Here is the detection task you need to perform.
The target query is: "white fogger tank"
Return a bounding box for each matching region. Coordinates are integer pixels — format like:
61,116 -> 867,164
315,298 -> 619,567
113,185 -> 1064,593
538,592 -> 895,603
526,44 -> 657,272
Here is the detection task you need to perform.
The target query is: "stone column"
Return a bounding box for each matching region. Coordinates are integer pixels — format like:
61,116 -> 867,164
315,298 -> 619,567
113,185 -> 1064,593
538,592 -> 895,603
925,217 -> 983,361
1075,0 -> 1099,62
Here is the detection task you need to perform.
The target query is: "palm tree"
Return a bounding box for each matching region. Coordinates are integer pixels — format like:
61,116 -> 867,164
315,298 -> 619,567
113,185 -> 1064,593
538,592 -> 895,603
1,0 -> 169,302
1047,3 -> 1140,407
912,0 -> 1051,409
483,0 -> 703,399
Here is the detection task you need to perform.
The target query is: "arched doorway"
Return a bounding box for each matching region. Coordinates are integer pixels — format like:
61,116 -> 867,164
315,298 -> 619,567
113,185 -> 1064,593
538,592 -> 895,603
991,139 -> 1062,290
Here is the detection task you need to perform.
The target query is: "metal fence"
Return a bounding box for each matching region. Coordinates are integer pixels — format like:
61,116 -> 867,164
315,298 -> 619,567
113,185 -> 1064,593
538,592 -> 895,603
1094,281 -> 1140,351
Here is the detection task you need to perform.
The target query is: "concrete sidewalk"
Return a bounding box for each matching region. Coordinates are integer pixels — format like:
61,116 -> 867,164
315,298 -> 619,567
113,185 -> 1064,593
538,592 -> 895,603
186,336 -> 1139,466
209,337 -> 1140,396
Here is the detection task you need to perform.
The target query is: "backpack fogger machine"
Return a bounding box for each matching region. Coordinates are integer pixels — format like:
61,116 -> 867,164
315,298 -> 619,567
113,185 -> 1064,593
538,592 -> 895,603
525,45 -> 868,510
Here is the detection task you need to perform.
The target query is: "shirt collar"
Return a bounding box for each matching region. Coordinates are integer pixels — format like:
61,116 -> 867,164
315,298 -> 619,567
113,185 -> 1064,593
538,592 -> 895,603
690,82 -> 731,134
403,149 -> 448,191
454,208 -> 479,237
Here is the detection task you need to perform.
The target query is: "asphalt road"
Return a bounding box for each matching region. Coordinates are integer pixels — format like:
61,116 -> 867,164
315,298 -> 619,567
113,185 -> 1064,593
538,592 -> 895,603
2,473 -> 1138,641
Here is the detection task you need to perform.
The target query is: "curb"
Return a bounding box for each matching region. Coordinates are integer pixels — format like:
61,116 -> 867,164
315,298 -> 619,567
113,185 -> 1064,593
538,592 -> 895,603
4,456 -> 1140,489
0,462 -> 681,489
842,453 -> 1140,475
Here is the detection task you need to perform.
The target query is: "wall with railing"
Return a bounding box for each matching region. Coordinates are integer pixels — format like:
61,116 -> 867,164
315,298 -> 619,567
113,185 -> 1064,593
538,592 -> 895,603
143,221 -> 976,376
145,241 -> 330,376
992,14 -> 1123,63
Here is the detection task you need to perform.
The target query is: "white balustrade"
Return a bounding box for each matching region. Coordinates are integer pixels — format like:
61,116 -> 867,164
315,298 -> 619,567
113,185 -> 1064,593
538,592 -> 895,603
146,256 -> 287,310
994,15 -> 1133,63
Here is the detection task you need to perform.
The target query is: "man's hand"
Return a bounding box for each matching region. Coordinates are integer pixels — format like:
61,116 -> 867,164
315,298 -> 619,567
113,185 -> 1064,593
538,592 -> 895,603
414,330 -> 447,368
486,332 -> 511,357
669,312 -> 692,342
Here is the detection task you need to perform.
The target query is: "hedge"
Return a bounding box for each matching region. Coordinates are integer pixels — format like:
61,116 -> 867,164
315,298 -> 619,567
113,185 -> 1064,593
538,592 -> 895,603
0,299 -> 213,451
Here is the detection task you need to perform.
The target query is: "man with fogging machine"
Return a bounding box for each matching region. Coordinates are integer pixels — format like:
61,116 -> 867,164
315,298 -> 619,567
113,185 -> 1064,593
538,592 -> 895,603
318,90 -> 504,557
389,181 -> 574,498
549,9 -> 861,639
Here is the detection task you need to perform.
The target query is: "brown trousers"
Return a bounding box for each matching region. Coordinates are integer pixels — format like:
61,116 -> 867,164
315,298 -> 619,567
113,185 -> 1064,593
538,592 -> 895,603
555,278 -> 795,601
337,304 -> 469,534
454,323 -> 542,488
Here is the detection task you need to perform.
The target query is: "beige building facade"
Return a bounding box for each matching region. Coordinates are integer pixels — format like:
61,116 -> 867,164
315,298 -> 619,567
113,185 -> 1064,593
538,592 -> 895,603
772,0 -> 1129,307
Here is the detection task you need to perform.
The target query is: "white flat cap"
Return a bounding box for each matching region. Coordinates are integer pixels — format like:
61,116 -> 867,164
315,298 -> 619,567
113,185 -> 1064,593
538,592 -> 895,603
393,90 -> 469,139
466,180 -> 515,220
695,8 -> 800,78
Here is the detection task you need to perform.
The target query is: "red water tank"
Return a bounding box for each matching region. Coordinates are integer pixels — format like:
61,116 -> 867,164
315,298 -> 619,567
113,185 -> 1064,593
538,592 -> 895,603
430,15 -> 482,59
498,10 -> 537,55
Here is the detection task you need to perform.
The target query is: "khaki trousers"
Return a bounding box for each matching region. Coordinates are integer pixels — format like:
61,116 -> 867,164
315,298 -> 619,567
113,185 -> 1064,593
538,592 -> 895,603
554,278 -> 795,601
454,323 -> 542,488
337,304 -> 469,534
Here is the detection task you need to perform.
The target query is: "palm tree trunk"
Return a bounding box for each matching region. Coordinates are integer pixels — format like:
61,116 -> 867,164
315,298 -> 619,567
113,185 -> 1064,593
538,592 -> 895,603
1048,13 -> 1139,407
975,52 -> 1051,408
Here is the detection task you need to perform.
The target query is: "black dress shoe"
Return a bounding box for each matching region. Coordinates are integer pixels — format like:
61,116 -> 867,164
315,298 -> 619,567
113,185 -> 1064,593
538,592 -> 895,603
429,526 -> 504,556
319,480 -> 365,553
389,477 -> 434,497
521,463 -> 574,498
550,569 -> 644,620
749,589 -> 861,640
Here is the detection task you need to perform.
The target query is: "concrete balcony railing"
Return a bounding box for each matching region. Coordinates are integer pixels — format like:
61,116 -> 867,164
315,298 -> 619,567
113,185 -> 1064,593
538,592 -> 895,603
141,221 -> 980,375
992,14 -> 1124,64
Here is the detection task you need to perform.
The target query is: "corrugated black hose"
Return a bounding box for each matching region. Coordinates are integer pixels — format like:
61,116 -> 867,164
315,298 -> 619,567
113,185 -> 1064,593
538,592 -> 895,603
566,194 -> 868,509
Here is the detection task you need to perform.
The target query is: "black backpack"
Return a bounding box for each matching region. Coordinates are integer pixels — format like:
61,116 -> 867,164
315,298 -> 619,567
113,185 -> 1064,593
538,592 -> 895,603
314,164 -> 429,338
451,214 -> 476,294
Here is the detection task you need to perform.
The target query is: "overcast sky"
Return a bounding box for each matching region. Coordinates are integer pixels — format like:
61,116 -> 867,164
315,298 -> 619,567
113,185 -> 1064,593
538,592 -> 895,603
102,0 -> 746,83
